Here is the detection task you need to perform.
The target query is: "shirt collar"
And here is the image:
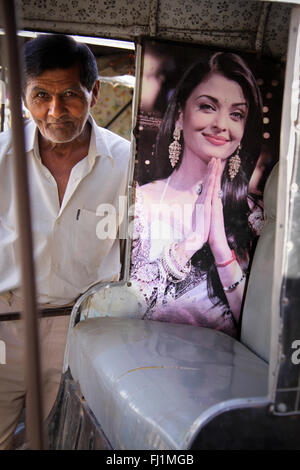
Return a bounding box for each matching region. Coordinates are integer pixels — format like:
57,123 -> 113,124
18,116 -> 114,168
6,119 -> 38,156
25,118 -> 38,154
87,115 -> 114,169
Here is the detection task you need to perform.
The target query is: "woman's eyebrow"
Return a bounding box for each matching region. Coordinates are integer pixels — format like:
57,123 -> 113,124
195,94 -> 218,103
195,94 -> 248,108
232,102 -> 248,108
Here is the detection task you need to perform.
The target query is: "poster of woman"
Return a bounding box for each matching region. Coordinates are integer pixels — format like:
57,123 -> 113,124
130,39 -> 283,337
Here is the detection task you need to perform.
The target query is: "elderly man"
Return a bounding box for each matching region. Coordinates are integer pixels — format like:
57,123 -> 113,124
0,34 -> 131,448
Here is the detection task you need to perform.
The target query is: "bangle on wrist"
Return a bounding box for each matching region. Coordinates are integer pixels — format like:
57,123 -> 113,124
170,242 -> 191,274
161,243 -> 191,282
215,249 -> 236,268
223,272 -> 246,292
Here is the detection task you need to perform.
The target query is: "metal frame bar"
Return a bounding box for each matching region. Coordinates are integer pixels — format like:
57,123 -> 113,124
0,0 -> 44,450
269,6 -> 300,402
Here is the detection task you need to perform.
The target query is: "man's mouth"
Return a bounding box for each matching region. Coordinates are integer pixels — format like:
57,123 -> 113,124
203,134 -> 230,146
48,122 -> 71,126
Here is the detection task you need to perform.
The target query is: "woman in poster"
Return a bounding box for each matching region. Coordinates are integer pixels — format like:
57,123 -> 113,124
130,51 -> 264,337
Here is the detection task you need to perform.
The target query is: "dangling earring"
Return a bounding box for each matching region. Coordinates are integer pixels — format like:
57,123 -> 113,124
169,126 -> 182,168
228,144 -> 241,181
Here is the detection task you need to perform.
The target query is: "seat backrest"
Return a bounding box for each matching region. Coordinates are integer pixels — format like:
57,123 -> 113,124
241,162 -> 278,362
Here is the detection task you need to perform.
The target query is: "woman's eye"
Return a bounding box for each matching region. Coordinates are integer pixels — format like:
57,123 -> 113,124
199,103 -> 215,111
231,111 -> 245,120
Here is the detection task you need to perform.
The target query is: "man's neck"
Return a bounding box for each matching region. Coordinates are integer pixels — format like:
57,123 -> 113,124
38,122 -> 92,205
39,122 -> 91,160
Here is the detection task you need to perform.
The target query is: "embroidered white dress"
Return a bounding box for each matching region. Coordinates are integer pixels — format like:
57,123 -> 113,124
130,183 -> 264,338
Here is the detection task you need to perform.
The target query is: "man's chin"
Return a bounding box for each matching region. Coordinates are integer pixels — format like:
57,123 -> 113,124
37,121 -> 89,145
48,136 -> 75,144
42,131 -> 78,145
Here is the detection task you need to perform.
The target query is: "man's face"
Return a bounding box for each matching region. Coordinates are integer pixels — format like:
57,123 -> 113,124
24,64 -> 99,144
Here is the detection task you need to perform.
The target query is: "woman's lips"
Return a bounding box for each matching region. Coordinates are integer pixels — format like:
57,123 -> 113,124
203,134 -> 229,146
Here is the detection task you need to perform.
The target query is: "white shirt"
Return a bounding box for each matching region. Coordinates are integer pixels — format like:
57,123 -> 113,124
0,116 -> 131,305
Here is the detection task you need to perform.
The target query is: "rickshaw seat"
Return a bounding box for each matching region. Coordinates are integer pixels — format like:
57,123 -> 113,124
241,162 -> 278,361
65,163 -> 278,449
67,317 -> 268,450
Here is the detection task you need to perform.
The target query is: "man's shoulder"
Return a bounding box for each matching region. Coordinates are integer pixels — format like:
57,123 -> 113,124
0,127 -> 12,142
95,125 -> 129,142
0,128 -> 13,162
0,119 -> 36,160
93,124 -> 131,161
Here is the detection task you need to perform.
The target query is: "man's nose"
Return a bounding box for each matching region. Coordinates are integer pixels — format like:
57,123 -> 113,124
48,96 -> 66,119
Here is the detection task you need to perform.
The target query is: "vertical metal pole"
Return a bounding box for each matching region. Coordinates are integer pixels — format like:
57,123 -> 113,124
0,72 -> 5,132
0,0 -> 44,449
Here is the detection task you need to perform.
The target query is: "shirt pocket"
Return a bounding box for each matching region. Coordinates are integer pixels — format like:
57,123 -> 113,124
73,208 -> 115,276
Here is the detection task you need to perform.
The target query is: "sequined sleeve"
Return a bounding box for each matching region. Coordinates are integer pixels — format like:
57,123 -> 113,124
130,187 -> 170,310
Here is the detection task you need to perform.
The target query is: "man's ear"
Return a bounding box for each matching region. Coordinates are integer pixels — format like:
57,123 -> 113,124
90,80 -> 100,107
22,86 -> 29,110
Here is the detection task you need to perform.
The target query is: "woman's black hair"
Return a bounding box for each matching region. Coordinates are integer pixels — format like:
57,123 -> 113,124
23,34 -> 98,92
152,51 -> 263,308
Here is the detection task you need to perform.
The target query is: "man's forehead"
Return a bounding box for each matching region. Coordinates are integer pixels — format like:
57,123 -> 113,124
26,64 -> 84,91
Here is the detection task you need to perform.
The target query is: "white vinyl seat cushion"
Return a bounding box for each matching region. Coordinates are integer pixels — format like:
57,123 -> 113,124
241,163 -> 278,361
68,317 -> 268,450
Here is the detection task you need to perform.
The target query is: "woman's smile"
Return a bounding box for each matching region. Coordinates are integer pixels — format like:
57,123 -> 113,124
178,72 -> 248,164
202,133 -> 230,146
